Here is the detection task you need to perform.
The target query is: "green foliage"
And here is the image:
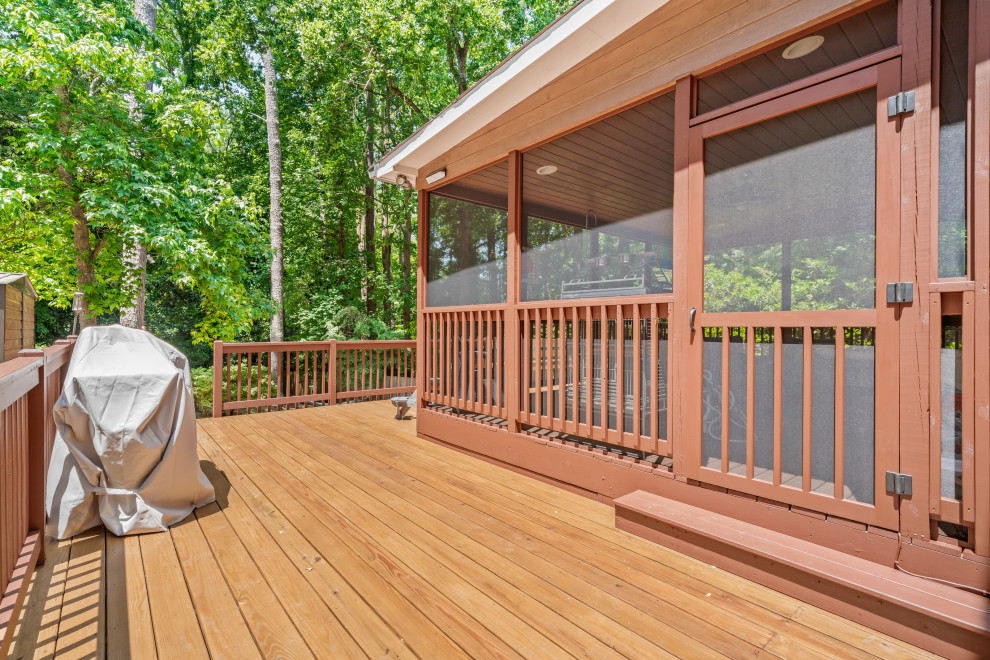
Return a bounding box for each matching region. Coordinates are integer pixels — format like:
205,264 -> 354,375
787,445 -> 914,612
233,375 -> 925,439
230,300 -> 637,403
1,0 -> 272,340
1,0 -> 572,344
189,366 -> 215,418
295,290 -> 401,340
189,363 -> 279,418
34,301 -> 73,347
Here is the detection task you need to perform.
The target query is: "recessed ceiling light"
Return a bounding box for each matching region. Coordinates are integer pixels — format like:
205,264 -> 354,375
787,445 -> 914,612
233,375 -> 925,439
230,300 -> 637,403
536,165 -> 558,175
782,35 -> 825,60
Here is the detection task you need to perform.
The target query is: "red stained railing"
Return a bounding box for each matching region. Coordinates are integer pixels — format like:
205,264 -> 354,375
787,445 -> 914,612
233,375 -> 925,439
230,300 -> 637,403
0,339 -> 74,657
422,309 -> 507,420
213,340 -> 416,416
420,303 -> 673,456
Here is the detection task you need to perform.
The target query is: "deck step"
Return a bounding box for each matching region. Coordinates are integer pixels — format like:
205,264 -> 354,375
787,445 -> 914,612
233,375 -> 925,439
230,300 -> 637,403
614,490 -> 990,659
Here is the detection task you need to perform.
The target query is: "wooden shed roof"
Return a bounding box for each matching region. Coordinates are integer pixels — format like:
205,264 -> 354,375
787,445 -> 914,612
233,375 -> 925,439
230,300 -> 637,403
0,273 -> 38,299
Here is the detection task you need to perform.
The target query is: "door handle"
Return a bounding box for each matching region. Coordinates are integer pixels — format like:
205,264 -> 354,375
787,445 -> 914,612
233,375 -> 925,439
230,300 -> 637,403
689,307 -> 697,333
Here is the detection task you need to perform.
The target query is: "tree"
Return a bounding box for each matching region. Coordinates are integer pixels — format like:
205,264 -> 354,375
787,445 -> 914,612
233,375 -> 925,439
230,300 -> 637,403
2,0 -> 573,350
120,0 -> 159,329
263,47 -> 285,341
0,0 -> 270,341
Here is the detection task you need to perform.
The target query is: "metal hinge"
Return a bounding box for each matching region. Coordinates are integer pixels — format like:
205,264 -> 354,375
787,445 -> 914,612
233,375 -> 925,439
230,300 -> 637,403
886,471 -> 913,496
887,91 -> 915,117
886,282 -> 914,303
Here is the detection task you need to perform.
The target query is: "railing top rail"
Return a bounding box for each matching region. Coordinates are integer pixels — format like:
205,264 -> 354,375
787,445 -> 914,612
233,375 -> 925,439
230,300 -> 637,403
219,339 -> 415,353
0,355 -> 42,385
0,341 -> 77,411
335,340 -> 415,348
220,341 -> 335,352
43,341 -> 74,373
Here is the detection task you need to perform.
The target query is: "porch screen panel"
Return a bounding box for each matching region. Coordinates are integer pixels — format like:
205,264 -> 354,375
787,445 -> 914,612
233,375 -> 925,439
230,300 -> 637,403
427,161 -> 508,307
940,316 -> 963,500
937,0 -> 969,278
521,93 -> 674,302
844,327 -> 875,504
702,327 -> 722,470
696,1 -> 897,115
781,329 -> 804,488
811,328 -> 836,497
728,328 -> 747,475
704,89 -> 877,313
753,329 -> 774,481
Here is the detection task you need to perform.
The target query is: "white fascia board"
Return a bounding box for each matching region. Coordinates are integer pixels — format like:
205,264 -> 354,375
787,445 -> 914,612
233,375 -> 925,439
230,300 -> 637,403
372,0 -> 671,185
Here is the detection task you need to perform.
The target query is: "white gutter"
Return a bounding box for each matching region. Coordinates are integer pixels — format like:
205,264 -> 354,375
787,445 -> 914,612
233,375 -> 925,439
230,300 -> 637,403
371,0 -> 671,187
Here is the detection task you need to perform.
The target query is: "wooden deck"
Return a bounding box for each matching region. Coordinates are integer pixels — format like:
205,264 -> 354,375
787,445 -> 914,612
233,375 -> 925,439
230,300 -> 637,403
9,401 -> 937,659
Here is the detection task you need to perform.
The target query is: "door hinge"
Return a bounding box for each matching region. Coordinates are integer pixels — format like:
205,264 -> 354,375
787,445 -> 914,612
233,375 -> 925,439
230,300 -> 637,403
887,91 -> 915,117
886,282 -> 914,303
886,471 -> 913,496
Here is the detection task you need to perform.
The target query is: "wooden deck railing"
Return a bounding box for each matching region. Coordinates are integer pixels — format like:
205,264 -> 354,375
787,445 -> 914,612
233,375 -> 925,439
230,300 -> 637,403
422,303 -> 673,454
213,340 -> 416,416
0,339 -> 74,658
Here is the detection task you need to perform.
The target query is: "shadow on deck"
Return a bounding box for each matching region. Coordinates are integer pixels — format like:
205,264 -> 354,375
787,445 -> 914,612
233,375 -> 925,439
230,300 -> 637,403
10,401 -> 938,658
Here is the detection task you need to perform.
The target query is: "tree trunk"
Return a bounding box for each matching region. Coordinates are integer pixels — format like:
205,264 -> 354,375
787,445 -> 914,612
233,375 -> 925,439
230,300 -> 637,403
60,166 -> 98,330
119,0 -> 158,329
446,35 -> 470,94
364,86 -> 377,315
381,211 -> 392,323
263,48 -> 285,342
402,194 -> 412,339
53,84 -> 99,330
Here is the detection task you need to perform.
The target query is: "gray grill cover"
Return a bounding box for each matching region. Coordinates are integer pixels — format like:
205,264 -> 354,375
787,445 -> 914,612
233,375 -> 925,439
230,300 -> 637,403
46,325 -> 215,538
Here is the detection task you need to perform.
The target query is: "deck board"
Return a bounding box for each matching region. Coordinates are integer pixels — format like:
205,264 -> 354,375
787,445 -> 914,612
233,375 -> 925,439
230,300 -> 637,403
10,401 -> 939,659
106,535 -> 156,660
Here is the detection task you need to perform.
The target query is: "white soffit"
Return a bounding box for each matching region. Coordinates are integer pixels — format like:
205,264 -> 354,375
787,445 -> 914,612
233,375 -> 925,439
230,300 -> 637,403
371,0 -> 672,186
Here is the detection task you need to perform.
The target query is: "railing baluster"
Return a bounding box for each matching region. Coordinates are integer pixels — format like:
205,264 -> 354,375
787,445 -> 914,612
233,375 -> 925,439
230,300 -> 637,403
747,327 -> 756,480
616,308 -> 625,442
568,306 -> 576,435
225,352 -> 232,416
265,351 -> 273,412
650,304 -> 659,449
246,351 -> 254,413
585,306 -> 593,437
599,305 -> 607,439
722,326 -> 730,474
522,308 -> 530,420
557,306 -> 565,427
303,349 -> 310,406
468,311 -> 474,406
236,353 -> 243,415
802,327 -> 813,492
534,307 -> 542,423
834,327 -> 845,500
633,304 -> 641,443
773,327 -> 783,486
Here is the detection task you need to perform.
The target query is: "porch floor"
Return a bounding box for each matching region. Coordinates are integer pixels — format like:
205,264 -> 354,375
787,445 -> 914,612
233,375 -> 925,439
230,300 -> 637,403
9,401 -> 936,659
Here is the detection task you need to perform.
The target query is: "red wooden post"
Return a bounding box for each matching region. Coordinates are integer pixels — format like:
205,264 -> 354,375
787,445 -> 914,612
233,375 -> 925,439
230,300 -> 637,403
505,151 -> 522,432
19,349 -> 46,566
212,341 -> 223,418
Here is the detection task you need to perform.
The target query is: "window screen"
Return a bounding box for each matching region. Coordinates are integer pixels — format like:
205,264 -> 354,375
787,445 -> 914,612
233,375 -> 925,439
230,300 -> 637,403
937,0 -> 969,278
521,93 -> 675,302
704,89 -> 877,313
427,162 -> 508,307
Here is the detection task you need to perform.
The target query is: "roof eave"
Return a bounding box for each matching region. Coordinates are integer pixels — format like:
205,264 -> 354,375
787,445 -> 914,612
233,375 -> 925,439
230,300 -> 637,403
371,0 -> 672,187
